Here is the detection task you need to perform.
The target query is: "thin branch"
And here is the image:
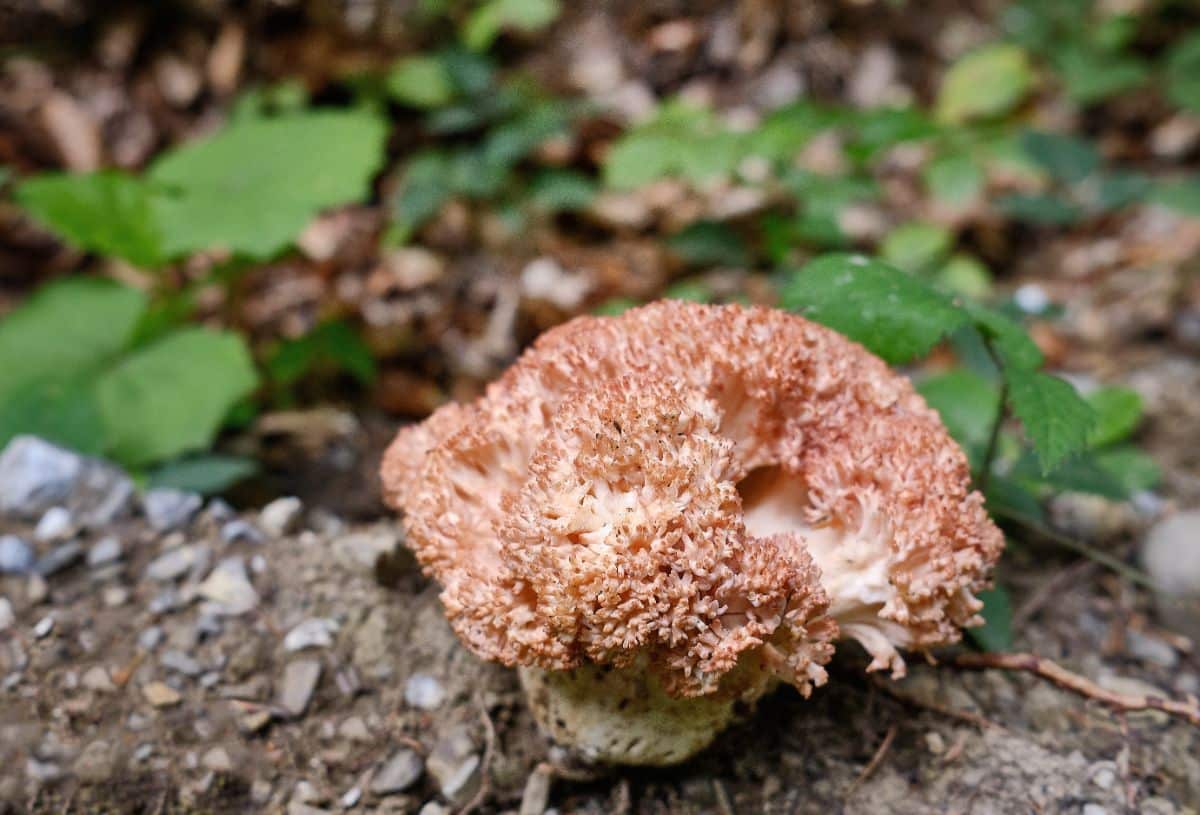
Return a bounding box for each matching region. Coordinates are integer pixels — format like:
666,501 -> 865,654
953,652 -> 1200,728
458,695 -> 497,815
871,675 -> 1005,731
975,338 -> 1008,494
846,724 -> 897,797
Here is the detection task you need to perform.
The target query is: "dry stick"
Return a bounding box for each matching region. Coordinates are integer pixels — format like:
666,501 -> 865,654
953,652 -> 1200,728
711,778 -> 736,815
871,675 -> 1006,732
846,724 -> 897,797
458,696 -> 498,815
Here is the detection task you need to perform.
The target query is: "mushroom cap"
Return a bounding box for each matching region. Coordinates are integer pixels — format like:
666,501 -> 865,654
382,301 -> 1003,695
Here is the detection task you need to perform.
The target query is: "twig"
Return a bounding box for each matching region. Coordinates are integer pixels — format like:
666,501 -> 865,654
871,675 -> 1005,731
846,724 -> 897,797
458,696 -> 497,815
1012,560 -> 1096,628
611,777 -> 631,815
711,778 -> 735,815
953,652 -> 1200,727
975,339 -> 1007,495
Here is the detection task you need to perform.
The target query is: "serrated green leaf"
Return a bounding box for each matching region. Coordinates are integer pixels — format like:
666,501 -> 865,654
937,44 -> 1034,123
667,221 -> 751,268
917,370 -> 1000,460
1093,446 -> 1160,494
0,277 -> 147,405
1006,368 -> 1095,473
0,377 -> 106,455
779,254 -> 968,364
1020,130 -> 1099,184
387,55 -> 456,108
924,151 -> 984,205
147,454 -> 258,495
95,328 -> 258,468
463,0 -> 560,51
968,587 -> 1013,652
1011,450 -> 1129,499
149,111 -> 387,259
962,302 -> 1044,371
1086,386 -> 1142,447
16,172 -> 165,267
880,222 -> 953,274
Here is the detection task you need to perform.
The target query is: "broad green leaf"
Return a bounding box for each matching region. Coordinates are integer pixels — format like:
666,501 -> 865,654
1150,178 -> 1200,216
1089,171 -> 1152,211
1005,368 -> 1095,473
967,587 -> 1013,652
16,171 -> 165,267
1011,450 -> 1129,499
0,377 -> 106,455
880,222 -> 953,274
924,151 -> 984,205
937,44 -> 1033,123
996,192 -> 1083,225
1020,131 -> 1099,183
604,102 -> 745,189
1086,386 -> 1142,447
746,102 -> 837,161
1094,446 -> 1160,494
1056,47 -> 1147,105
985,475 -> 1046,524
463,0 -> 561,51
779,254 -> 968,364
149,111 -> 388,259
0,277 -> 147,404
147,454 -> 258,495
387,56 -> 456,108
667,221 -> 751,268
846,107 -> 938,163
937,254 -> 993,299
917,369 -> 1000,454
663,280 -> 714,304
528,169 -> 596,212
1165,31 -> 1200,113
267,321 -> 376,388
95,328 -> 258,467
390,151 -> 454,241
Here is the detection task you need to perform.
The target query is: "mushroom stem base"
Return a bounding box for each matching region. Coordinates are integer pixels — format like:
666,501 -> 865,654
519,664 -> 745,767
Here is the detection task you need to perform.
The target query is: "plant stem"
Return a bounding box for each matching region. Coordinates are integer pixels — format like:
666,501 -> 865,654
975,339 -> 1007,494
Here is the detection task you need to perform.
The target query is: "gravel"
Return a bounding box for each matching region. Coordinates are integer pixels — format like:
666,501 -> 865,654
141,488 -> 202,533
260,496 -> 303,536
0,535 -> 36,574
0,598 -> 14,632
87,536 -> 123,567
34,540 -> 83,576
0,436 -> 83,518
145,545 -> 198,582
1140,510 -> 1200,642
196,556 -> 258,615
278,659 -> 322,717
404,673 -> 447,711
284,618 -> 338,652
34,506 -> 73,541
370,747 -> 424,795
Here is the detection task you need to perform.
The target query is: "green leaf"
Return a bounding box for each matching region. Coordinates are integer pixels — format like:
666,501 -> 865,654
962,302 -> 1044,371
667,221 -> 751,268
996,193 -> 1083,225
267,320 -> 376,388
663,280 -> 714,304
1020,130 -> 1099,184
1005,368 -> 1095,473
593,297 -> 639,316
967,587 -> 1013,652
1150,178 -> 1200,216
149,111 -> 387,259
1056,46 -> 1147,105
1012,450 -> 1129,499
16,172 -> 165,267
1094,446 -> 1160,494
1089,170 -> 1152,211
937,254 -> 993,299
387,55 -> 456,108
603,102 -> 747,190
391,150 -> 454,241
147,454 -> 258,495
779,254 -> 968,364
937,44 -> 1034,123
528,169 -> 596,212
463,0 -> 561,51
1165,31 -> 1200,113
985,475 -> 1046,524
917,369 -> 1000,455
924,151 -> 984,205
1086,386 -> 1142,447
880,222 -> 953,274
0,377 -> 106,455
0,277 -> 147,405
95,328 -> 258,468
846,107 -> 939,163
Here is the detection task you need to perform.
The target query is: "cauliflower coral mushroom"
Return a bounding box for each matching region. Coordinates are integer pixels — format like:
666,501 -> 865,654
381,301 -> 1003,765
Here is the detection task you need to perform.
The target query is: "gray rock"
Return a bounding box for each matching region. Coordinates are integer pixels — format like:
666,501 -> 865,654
339,786 -> 362,808
427,725 -> 481,805
519,764 -> 553,815
221,519 -> 265,544
419,803 -> 451,815
206,498 -> 235,523
197,556 -> 258,615
1141,510 -> 1200,642
284,618 -> 338,652
278,659 -> 321,717
138,627 -> 164,651
145,545 -> 197,582
287,803 -> 331,815
260,496 -> 302,536
0,598 -> 14,631
73,739 -> 116,783
0,535 -> 35,574
370,748 -> 423,795
0,436 -> 82,518
160,649 -> 202,677
34,506 -> 73,541
1125,629 -> 1178,668
87,537 -> 122,568
35,541 -> 83,576
201,747 -> 233,772
147,588 -> 183,615
141,489 -> 202,533
26,758 -> 63,784
33,616 -> 55,639
404,673 -> 446,711
81,666 -> 115,693
72,458 -> 134,526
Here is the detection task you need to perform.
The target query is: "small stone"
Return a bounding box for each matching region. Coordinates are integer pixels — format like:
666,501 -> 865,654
519,764 -> 552,815
427,726 -> 481,805
148,589 -> 182,615
370,748 -> 423,795
82,666 -> 115,692
340,786 -> 362,808
0,598 -> 14,631
1082,805 -> 1109,815
202,747 -> 233,772
0,535 -> 35,574
278,659 -> 321,717
404,673 -> 446,711
284,618 -> 338,652
73,739 -> 116,783
260,496 -> 303,536
26,758 -> 63,784
143,681 -> 183,708
339,716 -> 371,742
26,574 -> 48,604
33,615 -> 55,639
198,557 -> 259,615
35,541 -> 83,576
1124,629 -> 1178,668
221,519 -> 265,544
87,537 -> 122,568
133,744 -> 153,763
142,489 -> 202,533
419,804 -> 451,815
1090,763 -> 1118,790
0,436 -> 82,519
145,545 -> 197,582
923,731 -> 945,755
35,507 -> 73,541
1141,510 -> 1200,642
161,650 -> 203,677
234,702 -> 273,734
288,803 -> 331,815
293,780 -> 322,803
